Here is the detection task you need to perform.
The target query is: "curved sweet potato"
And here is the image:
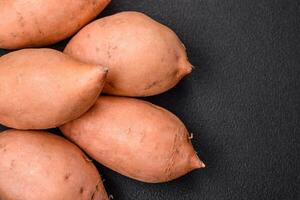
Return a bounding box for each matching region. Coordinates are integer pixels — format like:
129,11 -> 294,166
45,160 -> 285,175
0,48 -> 107,129
64,11 -> 193,97
0,0 -> 111,49
0,130 -> 108,200
60,96 -> 204,183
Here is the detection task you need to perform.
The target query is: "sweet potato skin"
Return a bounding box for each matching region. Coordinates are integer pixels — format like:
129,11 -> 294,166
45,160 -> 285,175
64,11 -> 192,97
0,48 -> 107,129
0,130 -> 108,200
0,0 -> 111,49
60,96 -> 204,183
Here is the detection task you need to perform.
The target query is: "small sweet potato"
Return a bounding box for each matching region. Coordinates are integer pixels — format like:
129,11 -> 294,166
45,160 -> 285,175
60,96 -> 204,183
0,130 -> 108,200
0,48 -> 107,129
64,11 -> 193,97
0,0 -> 110,49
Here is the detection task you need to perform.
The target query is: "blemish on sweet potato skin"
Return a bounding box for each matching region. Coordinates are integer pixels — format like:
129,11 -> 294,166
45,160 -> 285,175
79,187 -> 84,194
144,80 -> 162,91
64,173 -> 71,181
9,160 -> 16,170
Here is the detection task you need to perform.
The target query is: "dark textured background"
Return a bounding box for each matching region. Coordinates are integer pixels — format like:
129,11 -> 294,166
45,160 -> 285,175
0,0 -> 299,199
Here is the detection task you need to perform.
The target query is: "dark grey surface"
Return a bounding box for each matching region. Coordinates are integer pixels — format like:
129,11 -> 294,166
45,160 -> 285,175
0,0 -> 299,199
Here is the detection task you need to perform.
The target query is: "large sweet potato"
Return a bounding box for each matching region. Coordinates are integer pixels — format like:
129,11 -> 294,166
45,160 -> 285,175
0,130 -> 108,200
60,96 -> 204,183
64,11 -> 193,97
0,48 -> 107,129
0,0 -> 111,49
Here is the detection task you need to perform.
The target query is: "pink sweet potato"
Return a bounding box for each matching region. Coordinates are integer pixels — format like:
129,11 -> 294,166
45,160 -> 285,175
0,0 -> 111,49
0,129 -> 108,200
64,11 -> 193,97
60,96 -> 204,183
0,48 -> 107,129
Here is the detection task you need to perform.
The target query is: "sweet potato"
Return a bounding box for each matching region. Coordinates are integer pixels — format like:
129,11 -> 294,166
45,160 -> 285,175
64,11 -> 193,97
0,48 -> 107,129
0,130 -> 108,200
0,0 -> 111,49
60,96 -> 204,183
